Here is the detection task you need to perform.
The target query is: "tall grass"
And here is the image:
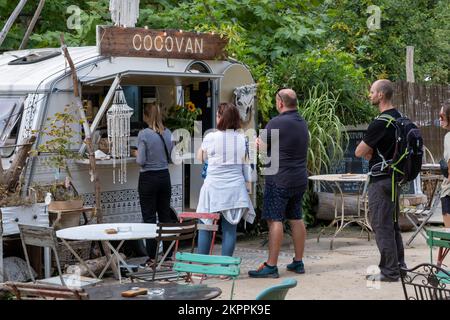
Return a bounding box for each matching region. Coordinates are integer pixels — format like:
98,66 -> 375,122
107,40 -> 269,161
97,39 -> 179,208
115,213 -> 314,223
300,84 -> 348,176
299,84 -> 348,225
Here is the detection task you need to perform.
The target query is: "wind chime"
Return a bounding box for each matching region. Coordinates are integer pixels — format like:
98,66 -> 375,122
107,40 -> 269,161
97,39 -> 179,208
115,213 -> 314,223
109,0 -> 140,28
107,86 -> 133,184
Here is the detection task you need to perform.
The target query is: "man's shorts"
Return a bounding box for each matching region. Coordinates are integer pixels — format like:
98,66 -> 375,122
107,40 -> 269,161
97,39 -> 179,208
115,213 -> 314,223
441,196 -> 450,215
262,181 -> 305,221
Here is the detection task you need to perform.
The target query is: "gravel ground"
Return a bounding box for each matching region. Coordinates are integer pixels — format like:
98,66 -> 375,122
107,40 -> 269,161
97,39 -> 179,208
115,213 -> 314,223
201,226 -> 445,300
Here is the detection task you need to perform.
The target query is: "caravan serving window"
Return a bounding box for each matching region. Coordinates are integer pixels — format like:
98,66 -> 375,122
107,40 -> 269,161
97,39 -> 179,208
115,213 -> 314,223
0,97 -> 24,157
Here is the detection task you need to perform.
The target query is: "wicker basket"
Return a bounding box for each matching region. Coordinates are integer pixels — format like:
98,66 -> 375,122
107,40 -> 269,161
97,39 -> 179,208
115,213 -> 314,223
53,241 -> 92,266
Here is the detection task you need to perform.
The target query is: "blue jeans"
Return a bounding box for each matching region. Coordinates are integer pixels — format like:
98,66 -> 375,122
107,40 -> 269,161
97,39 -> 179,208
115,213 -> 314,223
197,217 -> 237,257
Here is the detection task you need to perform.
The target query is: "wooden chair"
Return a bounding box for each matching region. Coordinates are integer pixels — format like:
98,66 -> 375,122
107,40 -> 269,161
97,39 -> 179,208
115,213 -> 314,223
401,263 -> 450,300
129,219 -> 197,282
176,212 -> 221,255
4,281 -> 89,300
18,224 -> 67,286
255,278 -> 297,300
173,252 -> 241,300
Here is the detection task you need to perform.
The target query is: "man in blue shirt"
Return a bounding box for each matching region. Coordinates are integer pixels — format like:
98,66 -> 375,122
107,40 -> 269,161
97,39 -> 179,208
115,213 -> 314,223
249,88 -> 309,278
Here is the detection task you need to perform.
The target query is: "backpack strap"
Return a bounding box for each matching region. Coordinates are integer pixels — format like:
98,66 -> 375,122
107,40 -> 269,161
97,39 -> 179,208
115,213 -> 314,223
369,113 -> 402,220
375,113 -> 396,128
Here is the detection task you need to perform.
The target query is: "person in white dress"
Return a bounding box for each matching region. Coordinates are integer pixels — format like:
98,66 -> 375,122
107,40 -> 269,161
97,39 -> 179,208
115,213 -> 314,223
196,102 -> 255,257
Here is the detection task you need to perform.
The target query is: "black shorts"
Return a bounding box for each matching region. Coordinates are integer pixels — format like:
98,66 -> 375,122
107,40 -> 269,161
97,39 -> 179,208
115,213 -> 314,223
262,181 -> 305,221
441,196 -> 450,215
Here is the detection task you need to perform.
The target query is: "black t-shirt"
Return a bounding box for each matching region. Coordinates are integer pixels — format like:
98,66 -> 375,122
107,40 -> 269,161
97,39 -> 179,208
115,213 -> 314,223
363,108 -> 401,175
262,110 -> 309,188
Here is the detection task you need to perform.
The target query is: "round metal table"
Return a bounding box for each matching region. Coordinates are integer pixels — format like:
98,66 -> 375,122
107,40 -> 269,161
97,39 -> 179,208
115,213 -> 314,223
309,174 -> 372,249
56,223 -> 163,280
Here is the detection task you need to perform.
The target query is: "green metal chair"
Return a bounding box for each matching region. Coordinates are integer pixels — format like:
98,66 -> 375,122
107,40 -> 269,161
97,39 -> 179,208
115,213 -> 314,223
255,278 -> 297,300
173,252 -> 241,300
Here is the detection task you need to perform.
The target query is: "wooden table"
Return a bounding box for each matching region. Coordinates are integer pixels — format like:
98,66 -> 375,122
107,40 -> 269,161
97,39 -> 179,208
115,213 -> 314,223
309,174 -> 371,249
85,282 -> 222,300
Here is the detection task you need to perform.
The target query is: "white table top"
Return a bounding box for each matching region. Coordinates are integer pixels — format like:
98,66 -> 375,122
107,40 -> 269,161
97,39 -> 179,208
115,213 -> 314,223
308,174 -> 368,182
56,223 -> 161,241
421,163 -> 441,171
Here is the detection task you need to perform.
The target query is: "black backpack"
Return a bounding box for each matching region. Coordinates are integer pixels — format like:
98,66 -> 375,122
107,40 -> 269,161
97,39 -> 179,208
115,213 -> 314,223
373,113 -> 423,185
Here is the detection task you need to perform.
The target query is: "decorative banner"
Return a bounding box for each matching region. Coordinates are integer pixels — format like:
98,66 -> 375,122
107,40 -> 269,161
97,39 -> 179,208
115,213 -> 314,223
98,26 -> 228,60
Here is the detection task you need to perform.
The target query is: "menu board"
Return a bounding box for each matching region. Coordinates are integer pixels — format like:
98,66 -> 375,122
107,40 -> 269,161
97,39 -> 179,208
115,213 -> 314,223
323,130 -> 416,194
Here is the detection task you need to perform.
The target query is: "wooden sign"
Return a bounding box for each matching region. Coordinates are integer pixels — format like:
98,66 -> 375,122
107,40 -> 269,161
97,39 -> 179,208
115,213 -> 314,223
97,26 -> 228,60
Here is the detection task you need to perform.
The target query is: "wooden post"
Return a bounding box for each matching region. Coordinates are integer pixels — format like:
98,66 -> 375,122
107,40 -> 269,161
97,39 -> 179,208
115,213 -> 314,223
406,46 -> 415,117
59,33 -> 119,278
0,0 -> 29,47
19,0 -> 46,50
406,46 -> 415,83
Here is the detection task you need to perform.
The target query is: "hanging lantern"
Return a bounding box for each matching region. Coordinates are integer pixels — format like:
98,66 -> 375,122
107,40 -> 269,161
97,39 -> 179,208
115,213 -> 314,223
109,0 -> 140,28
107,85 -> 133,184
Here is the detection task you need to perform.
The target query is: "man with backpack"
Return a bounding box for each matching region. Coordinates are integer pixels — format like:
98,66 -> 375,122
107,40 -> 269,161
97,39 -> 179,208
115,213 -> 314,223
355,79 -> 411,282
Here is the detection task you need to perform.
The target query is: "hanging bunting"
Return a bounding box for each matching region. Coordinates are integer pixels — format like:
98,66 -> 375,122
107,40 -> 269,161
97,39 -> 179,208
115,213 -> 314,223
107,85 -> 133,184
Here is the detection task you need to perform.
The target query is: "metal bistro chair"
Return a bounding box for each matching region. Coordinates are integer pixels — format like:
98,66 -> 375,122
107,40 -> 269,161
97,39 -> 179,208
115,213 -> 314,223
403,173 -> 443,247
18,224 -> 67,287
401,263 -> 450,300
176,212 -> 221,255
129,219 -> 197,282
255,278 -> 298,300
3,282 -> 89,300
173,252 -> 241,300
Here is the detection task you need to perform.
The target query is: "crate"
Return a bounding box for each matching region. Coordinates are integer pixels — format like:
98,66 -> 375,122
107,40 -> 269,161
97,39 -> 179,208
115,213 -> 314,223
53,240 -> 92,266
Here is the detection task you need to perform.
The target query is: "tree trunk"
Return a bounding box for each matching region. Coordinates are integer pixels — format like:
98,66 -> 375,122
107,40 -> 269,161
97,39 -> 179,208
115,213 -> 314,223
0,0 -> 29,47
65,253 -> 126,277
3,136 -> 36,192
19,0 -> 46,50
59,33 -> 118,278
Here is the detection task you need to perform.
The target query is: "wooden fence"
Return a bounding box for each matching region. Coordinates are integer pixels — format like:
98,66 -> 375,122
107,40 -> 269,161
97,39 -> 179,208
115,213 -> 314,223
393,81 -> 450,160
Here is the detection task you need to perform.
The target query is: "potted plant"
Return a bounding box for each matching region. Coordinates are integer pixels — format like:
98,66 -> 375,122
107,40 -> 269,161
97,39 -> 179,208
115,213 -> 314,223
31,104 -> 84,213
0,183 -> 49,236
165,101 -> 202,134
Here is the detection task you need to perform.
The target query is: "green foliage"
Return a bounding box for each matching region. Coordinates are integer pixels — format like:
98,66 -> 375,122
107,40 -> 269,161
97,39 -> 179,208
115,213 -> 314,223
323,0 -> 450,83
300,85 -> 348,175
273,48 -> 375,125
298,85 -> 348,224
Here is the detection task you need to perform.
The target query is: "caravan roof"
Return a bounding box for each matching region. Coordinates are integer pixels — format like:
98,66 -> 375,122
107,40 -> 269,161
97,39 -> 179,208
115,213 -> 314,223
0,46 -> 233,93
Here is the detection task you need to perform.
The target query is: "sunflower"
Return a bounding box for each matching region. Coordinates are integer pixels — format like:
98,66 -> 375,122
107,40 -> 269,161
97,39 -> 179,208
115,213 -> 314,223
186,101 -> 196,112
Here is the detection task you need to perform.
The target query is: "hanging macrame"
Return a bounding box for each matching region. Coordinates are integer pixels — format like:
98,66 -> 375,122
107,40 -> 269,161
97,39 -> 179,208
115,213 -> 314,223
107,86 -> 133,184
234,84 -> 257,125
109,0 -> 140,27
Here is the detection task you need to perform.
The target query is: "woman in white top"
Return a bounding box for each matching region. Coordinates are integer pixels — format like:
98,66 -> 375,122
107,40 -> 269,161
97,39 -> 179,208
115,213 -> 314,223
196,102 -> 255,257
439,100 -> 450,228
